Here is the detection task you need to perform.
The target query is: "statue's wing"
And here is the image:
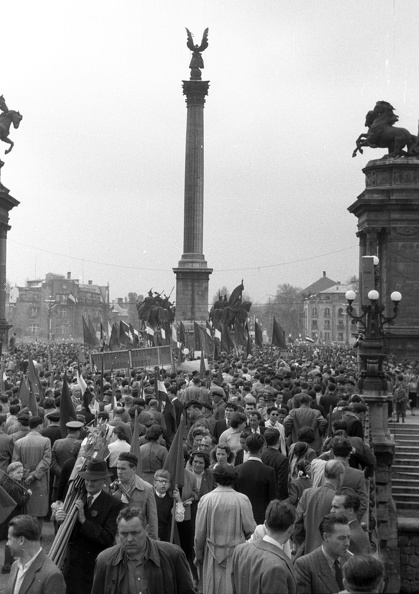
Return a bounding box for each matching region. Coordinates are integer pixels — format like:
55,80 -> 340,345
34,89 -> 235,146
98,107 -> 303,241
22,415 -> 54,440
198,28 -> 209,52
186,28 -> 195,51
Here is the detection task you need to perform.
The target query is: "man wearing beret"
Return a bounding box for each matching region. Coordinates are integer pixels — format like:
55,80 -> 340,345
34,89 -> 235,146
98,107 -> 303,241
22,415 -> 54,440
56,460 -> 123,594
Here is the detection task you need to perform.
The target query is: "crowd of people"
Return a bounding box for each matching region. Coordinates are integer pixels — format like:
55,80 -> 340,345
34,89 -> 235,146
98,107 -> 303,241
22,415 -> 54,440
0,338 -> 415,593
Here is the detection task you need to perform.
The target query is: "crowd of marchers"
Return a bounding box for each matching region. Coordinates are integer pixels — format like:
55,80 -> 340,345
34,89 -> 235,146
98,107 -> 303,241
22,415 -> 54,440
0,338 -> 416,594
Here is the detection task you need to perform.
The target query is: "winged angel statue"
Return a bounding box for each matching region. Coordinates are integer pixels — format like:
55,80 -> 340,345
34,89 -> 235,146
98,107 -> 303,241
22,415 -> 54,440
186,27 -> 209,80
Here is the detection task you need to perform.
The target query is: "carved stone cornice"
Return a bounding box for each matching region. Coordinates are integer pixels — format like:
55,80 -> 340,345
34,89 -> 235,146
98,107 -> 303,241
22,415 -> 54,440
182,80 -> 210,107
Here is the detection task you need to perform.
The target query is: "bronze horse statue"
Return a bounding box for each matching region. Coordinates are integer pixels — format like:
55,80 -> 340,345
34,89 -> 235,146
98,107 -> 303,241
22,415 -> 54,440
137,291 -> 175,329
352,101 -> 418,158
0,110 -> 23,154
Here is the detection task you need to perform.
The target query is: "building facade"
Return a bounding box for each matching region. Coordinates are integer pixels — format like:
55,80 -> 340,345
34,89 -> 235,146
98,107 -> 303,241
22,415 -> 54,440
303,282 -> 358,344
9,272 -> 109,340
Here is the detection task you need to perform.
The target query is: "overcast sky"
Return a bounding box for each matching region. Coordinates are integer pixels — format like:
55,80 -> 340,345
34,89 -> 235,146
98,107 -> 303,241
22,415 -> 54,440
2,0 -> 419,307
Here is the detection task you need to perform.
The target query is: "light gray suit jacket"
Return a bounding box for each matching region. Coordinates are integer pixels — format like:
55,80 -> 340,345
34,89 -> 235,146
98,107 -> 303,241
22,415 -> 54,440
5,550 -> 66,594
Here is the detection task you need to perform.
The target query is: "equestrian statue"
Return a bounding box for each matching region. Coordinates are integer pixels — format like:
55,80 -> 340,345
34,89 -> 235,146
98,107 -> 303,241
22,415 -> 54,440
137,290 -> 175,330
352,101 -> 419,158
209,281 -> 252,330
0,95 -> 23,157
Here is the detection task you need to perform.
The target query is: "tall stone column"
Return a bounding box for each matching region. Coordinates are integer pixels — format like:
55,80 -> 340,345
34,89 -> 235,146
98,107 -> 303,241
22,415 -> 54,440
173,79 -> 212,323
0,183 -> 19,351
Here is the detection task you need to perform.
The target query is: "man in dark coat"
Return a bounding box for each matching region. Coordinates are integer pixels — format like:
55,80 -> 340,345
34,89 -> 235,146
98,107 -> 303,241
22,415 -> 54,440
56,460 -> 123,594
235,433 -> 277,524
295,513 -> 352,594
261,427 -> 289,501
91,505 -> 194,594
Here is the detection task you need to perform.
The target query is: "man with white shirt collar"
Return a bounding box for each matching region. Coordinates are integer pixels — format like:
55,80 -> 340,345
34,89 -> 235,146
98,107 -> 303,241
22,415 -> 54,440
295,513 -> 352,594
231,500 -> 297,594
5,515 -> 65,594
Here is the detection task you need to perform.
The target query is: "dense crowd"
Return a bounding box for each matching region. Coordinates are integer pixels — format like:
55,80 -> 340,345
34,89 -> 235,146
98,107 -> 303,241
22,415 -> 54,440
0,338 -> 417,593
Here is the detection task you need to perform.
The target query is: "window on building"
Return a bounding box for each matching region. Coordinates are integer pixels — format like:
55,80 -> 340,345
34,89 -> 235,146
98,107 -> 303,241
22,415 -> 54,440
338,308 -> 344,317
312,307 -> 318,317
338,333 -> 344,341
57,307 -> 68,318
324,332 -> 330,342
30,307 -> 38,318
324,308 -> 330,317
29,324 -> 39,335
311,332 -> 317,341
312,320 -> 318,329
337,321 -> 344,331
324,320 -> 330,330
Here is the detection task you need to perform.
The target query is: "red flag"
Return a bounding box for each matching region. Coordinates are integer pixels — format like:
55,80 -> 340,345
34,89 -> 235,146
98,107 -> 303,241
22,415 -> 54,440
200,351 -> 206,379
17,376 -> 30,408
109,323 -> 120,351
255,320 -> 263,347
163,415 -> 186,488
27,379 -> 38,417
221,323 -> 234,352
28,358 -> 44,406
60,373 -> 78,438
0,483 -> 16,524
130,410 -> 143,477
272,318 -> 287,349
194,322 -> 202,352
246,323 -> 252,357
83,316 -> 98,348
234,320 -> 248,348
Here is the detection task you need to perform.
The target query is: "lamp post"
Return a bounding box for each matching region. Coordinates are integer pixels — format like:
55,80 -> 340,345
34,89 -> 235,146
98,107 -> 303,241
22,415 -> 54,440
45,297 -> 57,341
345,288 -> 402,394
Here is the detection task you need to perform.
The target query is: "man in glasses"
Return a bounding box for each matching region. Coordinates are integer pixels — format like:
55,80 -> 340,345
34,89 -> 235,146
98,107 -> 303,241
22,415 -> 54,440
91,506 -> 195,594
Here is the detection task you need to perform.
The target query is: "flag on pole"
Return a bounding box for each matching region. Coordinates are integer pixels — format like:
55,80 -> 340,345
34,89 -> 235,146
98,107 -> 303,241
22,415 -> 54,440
27,358 -> 44,406
88,318 -> 98,344
109,323 -> 120,351
178,321 -> 186,345
82,316 -> 98,348
199,351 -> 206,379
17,376 -> 30,408
27,379 -> 38,417
272,318 -> 287,349
60,373 -> 78,438
221,323 -> 234,352
234,320 -> 248,348
255,320 -> 263,347
76,364 -> 87,396
130,410 -> 143,477
163,415 -> 186,488
228,281 -> 244,308
194,322 -> 202,352
0,482 -> 17,524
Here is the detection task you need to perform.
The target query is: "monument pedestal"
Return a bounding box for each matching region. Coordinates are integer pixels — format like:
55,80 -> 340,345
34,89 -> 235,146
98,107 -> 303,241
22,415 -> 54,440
0,186 -> 19,351
348,157 -> 419,358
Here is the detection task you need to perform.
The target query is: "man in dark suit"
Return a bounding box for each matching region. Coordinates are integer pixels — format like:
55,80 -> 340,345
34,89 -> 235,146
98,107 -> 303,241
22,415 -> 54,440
212,402 -> 237,442
235,433 -> 277,524
232,500 -> 297,594
342,403 -> 367,439
5,515 -> 65,594
294,460 -> 345,556
331,437 -> 368,521
295,513 -> 352,594
261,427 -> 289,501
56,460 -> 123,594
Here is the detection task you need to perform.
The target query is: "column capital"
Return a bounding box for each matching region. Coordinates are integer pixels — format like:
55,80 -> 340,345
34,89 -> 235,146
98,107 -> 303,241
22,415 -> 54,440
182,80 -> 210,106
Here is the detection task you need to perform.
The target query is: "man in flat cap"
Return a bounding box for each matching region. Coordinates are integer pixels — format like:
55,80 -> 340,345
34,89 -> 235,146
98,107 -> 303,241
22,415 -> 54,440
56,460 -> 123,594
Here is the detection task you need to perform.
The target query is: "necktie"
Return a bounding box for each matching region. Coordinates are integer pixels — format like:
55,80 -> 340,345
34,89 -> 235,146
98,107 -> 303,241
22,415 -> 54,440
334,559 -> 344,590
87,496 -> 93,508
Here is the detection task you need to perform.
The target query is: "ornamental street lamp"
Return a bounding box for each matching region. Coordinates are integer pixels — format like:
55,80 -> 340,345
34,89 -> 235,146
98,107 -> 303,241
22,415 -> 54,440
345,288 -> 402,393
